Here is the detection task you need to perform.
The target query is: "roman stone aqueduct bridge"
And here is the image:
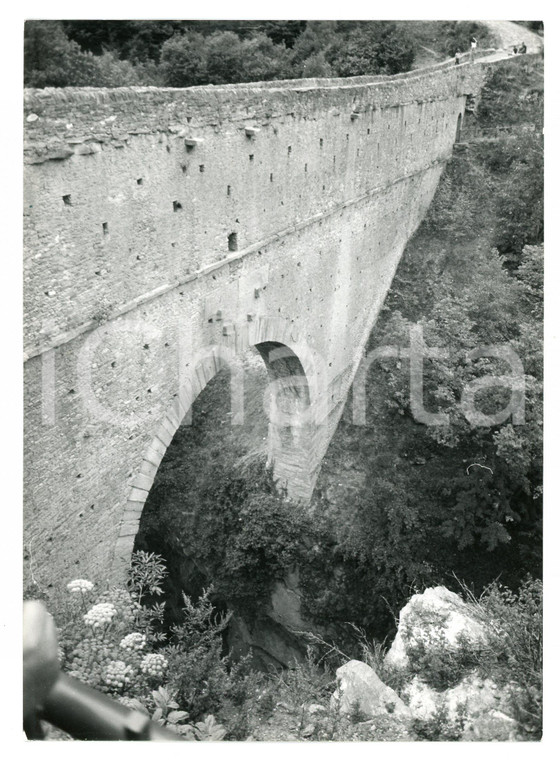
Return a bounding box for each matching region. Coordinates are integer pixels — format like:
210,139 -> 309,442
24,52 -> 509,587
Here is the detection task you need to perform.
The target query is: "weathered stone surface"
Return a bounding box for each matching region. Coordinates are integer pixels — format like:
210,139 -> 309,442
385,586 -> 487,669
269,569 -> 305,630
226,612 -> 306,669
307,704 -> 327,715
330,660 -> 411,718
403,673 -> 519,740
23,58 -> 511,587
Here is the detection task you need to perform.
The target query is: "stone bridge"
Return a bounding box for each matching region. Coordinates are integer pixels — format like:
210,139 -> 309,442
24,53 -> 502,586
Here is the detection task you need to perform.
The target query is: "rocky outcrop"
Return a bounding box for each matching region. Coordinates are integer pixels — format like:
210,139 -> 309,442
330,660 -> 411,719
383,586 -> 521,740
385,586 -> 487,669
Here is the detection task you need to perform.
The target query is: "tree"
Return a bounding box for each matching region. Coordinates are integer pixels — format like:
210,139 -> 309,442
311,21 -> 414,78
24,21 -> 97,87
301,52 -> 334,78
160,32 -> 208,87
204,31 -> 246,85
373,21 -> 415,74
238,34 -> 291,82
262,21 -> 306,48
291,21 -> 340,69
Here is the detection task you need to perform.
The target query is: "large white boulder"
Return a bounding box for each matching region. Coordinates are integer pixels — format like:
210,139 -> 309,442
330,660 -> 411,719
385,586 -> 487,669
403,674 -> 518,740
404,673 -> 500,720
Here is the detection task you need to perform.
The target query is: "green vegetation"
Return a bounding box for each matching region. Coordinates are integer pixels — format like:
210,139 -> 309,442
139,447 -> 314,620
54,552 -> 266,739
24,20 -> 496,88
131,56 -> 542,657
299,56 -> 543,640
51,554 -> 541,740
27,30 -> 542,744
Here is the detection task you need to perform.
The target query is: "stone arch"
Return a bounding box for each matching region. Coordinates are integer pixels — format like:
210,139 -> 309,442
111,316 -> 320,576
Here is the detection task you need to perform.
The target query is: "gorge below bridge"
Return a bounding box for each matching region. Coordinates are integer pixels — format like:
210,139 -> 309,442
24,50 -> 516,588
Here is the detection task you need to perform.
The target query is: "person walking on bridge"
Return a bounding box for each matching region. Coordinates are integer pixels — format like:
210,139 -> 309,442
470,36 -> 478,62
454,49 -> 461,65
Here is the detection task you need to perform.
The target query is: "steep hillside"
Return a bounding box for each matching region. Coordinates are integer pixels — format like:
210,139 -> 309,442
132,55 -> 543,655
301,54 -> 543,637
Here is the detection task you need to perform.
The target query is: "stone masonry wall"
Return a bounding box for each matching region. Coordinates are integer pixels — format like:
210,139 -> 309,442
23,60 -> 494,588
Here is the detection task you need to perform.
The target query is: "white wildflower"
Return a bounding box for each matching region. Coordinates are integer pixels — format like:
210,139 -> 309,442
67,579 -> 94,594
84,602 -> 117,628
105,660 -> 134,690
119,632 -> 147,651
140,653 -> 168,679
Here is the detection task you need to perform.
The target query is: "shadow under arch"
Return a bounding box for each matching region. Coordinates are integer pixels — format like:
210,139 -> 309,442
455,112 -> 463,142
111,316 -> 321,578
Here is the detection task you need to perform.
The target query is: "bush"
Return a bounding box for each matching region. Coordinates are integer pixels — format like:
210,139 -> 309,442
470,577 -> 542,738
399,608 -> 483,691
56,553 -> 168,697
49,553 -> 262,739
412,703 -> 466,741
24,21 -> 99,87
160,32 -> 208,87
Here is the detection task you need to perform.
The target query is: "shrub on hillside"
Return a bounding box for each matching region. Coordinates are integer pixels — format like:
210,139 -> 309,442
51,553 -> 263,739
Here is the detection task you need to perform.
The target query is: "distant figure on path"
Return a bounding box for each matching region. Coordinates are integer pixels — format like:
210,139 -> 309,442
513,45 -> 518,54
454,49 -> 461,65
470,36 -> 477,62
519,41 -> 527,54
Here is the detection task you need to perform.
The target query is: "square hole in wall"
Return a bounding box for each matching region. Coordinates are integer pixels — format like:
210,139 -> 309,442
62,194 -> 72,205
227,185 -> 232,196
199,165 -> 205,173
136,178 -> 143,185
249,154 -> 254,162
102,222 -> 109,235
173,201 -> 182,212
228,232 -> 238,252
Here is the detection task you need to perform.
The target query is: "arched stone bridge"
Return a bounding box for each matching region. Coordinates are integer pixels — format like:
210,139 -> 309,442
23,52 -> 511,585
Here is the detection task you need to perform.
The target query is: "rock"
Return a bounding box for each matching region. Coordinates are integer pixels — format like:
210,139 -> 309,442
307,704 -> 327,715
269,569 -> 306,630
330,660 -> 411,719
385,586 -> 487,669
226,613 -> 306,669
402,676 -> 440,720
75,143 -> 101,155
403,673 -> 518,740
463,710 -> 519,741
446,673 -> 500,721
301,723 -> 315,737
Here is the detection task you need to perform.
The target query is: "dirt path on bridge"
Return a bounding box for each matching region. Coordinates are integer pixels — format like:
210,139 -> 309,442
482,20 -> 543,55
